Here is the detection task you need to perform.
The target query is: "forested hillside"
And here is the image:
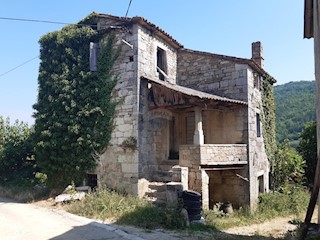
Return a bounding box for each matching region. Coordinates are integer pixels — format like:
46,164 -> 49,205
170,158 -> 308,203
274,80 -> 316,142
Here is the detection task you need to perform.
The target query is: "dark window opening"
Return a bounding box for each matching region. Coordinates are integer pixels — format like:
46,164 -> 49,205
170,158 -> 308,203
89,42 -> 100,71
87,174 -> 98,189
168,117 -> 179,159
256,113 -> 261,137
186,115 -> 195,144
129,56 -> 134,62
254,73 -> 261,90
157,47 -> 167,80
258,175 -> 264,193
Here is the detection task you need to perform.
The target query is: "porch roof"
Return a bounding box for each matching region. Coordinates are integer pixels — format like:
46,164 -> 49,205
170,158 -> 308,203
142,76 -> 247,109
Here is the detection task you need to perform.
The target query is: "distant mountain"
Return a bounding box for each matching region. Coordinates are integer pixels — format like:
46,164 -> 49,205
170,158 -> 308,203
274,80 -> 316,143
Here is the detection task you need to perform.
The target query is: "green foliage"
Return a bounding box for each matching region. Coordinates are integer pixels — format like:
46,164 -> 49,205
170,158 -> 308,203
261,77 -> 277,175
258,185 -> 308,218
272,140 -> 305,190
298,121 -> 317,187
0,185 -> 49,203
33,19 -> 119,191
275,81 -> 316,143
66,187 -> 186,229
204,185 -> 309,230
0,117 -> 36,184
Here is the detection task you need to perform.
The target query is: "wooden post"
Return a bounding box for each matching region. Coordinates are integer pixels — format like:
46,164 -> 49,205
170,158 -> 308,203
302,1 -> 320,239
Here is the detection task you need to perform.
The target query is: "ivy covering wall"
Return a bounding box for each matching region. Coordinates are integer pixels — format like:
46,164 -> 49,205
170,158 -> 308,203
33,15 -> 120,190
261,77 -> 277,184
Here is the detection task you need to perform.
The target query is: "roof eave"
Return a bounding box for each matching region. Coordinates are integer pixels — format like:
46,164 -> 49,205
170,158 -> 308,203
142,76 -> 248,106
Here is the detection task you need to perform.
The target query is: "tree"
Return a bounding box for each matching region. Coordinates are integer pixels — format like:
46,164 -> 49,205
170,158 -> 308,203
272,139 -> 305,190
0,117 -> 36,184
298,121 -> 317,187
32,20 -> 119,191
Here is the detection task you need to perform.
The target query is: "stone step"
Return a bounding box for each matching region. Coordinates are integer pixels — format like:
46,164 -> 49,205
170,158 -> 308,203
158,164 -> 175,172
144,188 -> 157,198
152,170 -> 173,183
148,182 -> 167,192
143,196 -> 166,205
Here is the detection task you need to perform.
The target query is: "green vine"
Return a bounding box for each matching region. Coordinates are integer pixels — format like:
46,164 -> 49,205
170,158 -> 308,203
33,15 -> 120,191
261,76 -> 277,180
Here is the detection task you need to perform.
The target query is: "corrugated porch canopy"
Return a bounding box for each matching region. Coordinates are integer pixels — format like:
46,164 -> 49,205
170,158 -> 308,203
142,76 -> 247,110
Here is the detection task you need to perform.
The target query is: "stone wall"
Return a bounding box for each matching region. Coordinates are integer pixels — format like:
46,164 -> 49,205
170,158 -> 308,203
202,108 -> 246,144
179,144 -> 249,209
208,169 -> 249,209
199,144 -> 247,165
95,20 -> 139,194
139,80 -> 181,180
97,19 -> 181,191
179,144 -> 248,183
137,25 -> 178,83
246,68 -> 270,208
177,50 -> 248,102
137,25 -> 179,181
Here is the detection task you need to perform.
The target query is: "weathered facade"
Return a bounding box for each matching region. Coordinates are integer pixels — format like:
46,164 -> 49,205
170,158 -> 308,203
89,13 -> 276,209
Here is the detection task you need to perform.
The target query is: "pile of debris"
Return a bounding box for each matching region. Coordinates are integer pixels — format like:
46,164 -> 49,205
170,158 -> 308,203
54,185 -> 90,204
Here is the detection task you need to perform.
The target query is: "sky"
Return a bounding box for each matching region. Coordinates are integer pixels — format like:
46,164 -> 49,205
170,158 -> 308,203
0,0 -> 314,125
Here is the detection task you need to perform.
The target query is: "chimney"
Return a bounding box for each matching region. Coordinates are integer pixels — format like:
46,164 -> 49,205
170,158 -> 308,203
251,41 -> 264,68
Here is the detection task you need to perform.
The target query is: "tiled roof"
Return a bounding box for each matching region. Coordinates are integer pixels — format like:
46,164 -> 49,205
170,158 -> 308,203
97,13 -> 183,49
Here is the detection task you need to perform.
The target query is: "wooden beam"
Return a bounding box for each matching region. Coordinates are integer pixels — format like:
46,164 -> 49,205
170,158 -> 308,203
302,1 -> 320,239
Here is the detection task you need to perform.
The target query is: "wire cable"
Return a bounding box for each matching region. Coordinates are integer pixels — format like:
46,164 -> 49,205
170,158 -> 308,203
125,0 -> 133,18
0,17 -> 96,27
0,56 -> 39,78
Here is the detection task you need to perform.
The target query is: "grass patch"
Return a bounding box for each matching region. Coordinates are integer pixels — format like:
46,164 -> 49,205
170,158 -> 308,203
66,187 -> 186,229
204,185 -> 309,230
66,185 -> 309,233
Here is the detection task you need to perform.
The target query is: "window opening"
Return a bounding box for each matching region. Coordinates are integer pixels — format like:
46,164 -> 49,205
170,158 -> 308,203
157,47 -> 167,80
254,73 -> 261,90
169,117 -> 179,159
256,113 -> 261,137
186,115 -> 195,144
89,42 -> 100,71
87,173 -> 98,189
258,175 -> 264,193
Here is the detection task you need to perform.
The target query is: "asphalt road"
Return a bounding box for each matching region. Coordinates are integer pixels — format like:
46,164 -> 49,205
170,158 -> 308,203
0,198 -> 144,240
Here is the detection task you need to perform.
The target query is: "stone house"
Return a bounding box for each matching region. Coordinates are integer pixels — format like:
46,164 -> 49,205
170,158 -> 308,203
88,13 -> 276,209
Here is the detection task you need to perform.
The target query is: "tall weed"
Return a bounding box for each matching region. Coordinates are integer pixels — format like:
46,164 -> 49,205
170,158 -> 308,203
66,187 -> 185,229
204,185 -> 309,230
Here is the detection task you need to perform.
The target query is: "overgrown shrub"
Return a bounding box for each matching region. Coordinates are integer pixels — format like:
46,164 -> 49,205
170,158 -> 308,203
258,185 -> 309,218
272,140 -> 305,190
298,121 -> 317,187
